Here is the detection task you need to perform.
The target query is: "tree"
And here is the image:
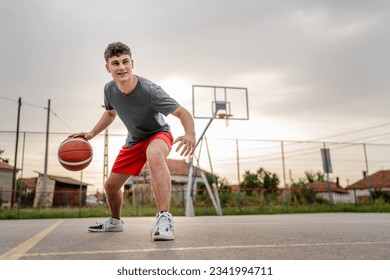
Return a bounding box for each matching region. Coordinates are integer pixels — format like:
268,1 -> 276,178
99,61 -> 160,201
241,170 -> 259,191
218,176 -> 230,190
290,170 -> 325,187
304,170 -> 325,183
0,149 -> 9,163
290,170 -> 324,204
241,167 -> 279,194
198,172 -> 219,191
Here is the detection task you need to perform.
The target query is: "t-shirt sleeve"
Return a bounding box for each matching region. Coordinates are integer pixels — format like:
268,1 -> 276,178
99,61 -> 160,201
104,84 -> 114,110
151,86 -> 180,116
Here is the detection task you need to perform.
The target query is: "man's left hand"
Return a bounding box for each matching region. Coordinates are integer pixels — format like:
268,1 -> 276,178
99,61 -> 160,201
173,134 -> 196,157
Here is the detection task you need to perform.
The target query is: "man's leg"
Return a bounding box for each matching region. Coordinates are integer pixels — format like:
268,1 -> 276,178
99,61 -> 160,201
147,138 -> 175,241
146,139 -> 171,212
88,172 -> 130,232
105,172 -> 131,219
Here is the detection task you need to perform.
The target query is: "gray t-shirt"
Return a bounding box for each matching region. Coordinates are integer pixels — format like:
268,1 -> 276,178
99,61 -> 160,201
104,76 -> 180,147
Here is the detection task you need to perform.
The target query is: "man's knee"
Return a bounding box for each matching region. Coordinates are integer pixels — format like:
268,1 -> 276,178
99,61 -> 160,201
104,180 -> 116,192
147,140 -> 168,167
105,173 -> 129,193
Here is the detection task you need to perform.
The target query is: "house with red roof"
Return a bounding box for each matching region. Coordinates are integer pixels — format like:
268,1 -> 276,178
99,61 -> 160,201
346,170 -> 390,204
30,172 -> 91,207
1,169 -> 90,207
308,181 -> 349,204
124,158 -> 203,203
0,162 -> 19,206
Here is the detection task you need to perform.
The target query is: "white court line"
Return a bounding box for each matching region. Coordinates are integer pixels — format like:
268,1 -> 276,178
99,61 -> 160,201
23,240 -> 390,258
0,220 -> 63,260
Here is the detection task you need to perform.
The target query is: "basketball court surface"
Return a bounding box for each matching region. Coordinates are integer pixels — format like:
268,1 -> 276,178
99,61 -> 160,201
1,212 -> 390,260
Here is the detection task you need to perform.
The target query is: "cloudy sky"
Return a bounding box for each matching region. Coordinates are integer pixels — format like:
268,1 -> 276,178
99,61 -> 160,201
1,0 -> 390,188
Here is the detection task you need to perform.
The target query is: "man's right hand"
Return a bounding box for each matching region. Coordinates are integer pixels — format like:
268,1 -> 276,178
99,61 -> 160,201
68,132 -> 94,140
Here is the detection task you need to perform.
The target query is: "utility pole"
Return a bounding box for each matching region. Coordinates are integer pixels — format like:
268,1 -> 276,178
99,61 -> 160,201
101,105 -> 109,202
103,128 -> 108,202
11,97 -> 21,208
363,144 -> 373,208
41,99 -> 51,207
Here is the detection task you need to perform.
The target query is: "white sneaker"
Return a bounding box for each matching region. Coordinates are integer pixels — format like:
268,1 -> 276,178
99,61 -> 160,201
151,212 -> 175,241
88,216 -> 124,232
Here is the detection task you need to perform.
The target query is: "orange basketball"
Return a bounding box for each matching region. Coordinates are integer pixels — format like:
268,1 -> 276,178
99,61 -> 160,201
58,137 -> 93,171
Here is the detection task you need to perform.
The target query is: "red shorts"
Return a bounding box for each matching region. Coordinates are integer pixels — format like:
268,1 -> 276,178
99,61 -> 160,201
111,132 -> 173,175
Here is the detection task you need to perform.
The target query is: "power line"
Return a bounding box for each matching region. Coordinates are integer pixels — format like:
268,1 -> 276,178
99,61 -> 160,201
203,121 -> 390,164
1,95 -> 75,132
50,109 -> 75,132
310,122 -> 390,141
0,95 -> 46,109
24,100 -> 45,109
0,96 -> 17,103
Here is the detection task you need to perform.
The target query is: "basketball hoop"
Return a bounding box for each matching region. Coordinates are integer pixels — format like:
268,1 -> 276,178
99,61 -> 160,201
192,85 -> 249,121
188,84 -> 249,217
217,113 -> 233,127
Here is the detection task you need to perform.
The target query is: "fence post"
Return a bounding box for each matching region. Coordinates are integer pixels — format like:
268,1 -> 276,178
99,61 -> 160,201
79,170 -> 83,217
281,141 -> 288,213
135,181 -> 139,216
236,139 -> 242,214
353,188 -> 358,207
363,144 -> 373,208
222,188 -> 227,208
64,192 -> 67,207
181,189 -> 185,209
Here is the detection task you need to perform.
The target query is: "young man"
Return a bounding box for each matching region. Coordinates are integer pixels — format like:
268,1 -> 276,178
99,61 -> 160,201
70,42 -> 196,241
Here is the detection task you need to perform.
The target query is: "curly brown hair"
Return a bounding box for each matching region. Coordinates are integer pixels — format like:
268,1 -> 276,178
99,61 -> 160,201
104,42 -> 132,62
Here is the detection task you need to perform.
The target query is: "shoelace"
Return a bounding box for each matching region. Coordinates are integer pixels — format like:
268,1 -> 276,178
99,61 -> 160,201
101,217 -> 112,232
158,213 -> 173,226
150,213 -> 173,240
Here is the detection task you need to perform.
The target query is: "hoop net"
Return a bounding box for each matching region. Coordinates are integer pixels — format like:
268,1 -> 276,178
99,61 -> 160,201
217,113 -> 233,127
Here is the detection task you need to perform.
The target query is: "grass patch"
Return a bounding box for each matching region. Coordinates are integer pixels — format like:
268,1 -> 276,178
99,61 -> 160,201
2,203 -> 390,220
